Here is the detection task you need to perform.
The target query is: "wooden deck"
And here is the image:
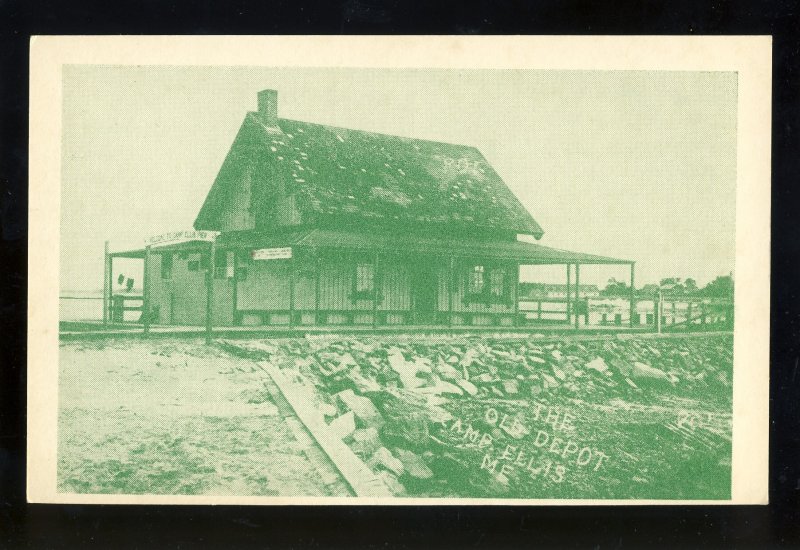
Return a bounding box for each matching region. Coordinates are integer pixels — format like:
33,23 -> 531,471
59,319 -> 711,340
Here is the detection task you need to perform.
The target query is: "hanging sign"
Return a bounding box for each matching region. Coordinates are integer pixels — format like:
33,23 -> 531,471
251,247 -> 293,260
147,230 -> 219,247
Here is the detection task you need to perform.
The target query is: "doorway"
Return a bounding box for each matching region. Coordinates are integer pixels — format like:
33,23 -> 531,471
411,263 -> 438,324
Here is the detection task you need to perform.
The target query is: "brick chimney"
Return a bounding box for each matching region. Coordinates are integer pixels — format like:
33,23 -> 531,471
257,90 -> 278,124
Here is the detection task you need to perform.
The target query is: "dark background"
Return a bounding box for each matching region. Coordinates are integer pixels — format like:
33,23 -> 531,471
1,1 -> 798,548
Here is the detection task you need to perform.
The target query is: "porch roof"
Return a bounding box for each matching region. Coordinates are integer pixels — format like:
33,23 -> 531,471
218,229 -> 632,265
109,240 -> 213,259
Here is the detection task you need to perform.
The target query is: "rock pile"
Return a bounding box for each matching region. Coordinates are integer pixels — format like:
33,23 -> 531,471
302,335 -> 732,405
220,334 -> 733,497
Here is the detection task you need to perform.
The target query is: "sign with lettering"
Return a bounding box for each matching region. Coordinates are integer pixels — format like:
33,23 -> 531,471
147,230 -> 218,247
435,155 -> 486,177
251,247 -> 292,260
445,403 -> 611,488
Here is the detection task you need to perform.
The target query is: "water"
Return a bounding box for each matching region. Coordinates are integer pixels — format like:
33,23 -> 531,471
60,291 -> 141,322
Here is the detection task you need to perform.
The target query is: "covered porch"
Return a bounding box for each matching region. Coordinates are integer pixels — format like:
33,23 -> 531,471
102,229 -> 635,339
219,229 -> 635,330
103,238 -> 217,333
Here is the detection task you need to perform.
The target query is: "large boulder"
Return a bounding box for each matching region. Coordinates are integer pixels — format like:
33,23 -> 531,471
631,362 -> 671,384
416,378 -> 464,396
346,367 -> 382,394
456,378 -> 479,396
335,389 -> 385,430
585,357 -> 610,374
387,348 -> 426,389
435,357 -> 462,382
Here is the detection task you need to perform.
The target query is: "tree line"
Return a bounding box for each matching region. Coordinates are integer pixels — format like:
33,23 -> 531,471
602,275 -> 734,299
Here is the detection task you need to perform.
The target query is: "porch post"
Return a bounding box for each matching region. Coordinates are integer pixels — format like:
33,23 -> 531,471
288,252 -> 295,328
372,251 -> 379,329
629,262 -> 636,328
655,289 -> 663,334
205,240 -> 215,344
448,256 -> 454,326
574,264 -> 581,330
513,264 -> 520,326
566,264 -> 572,324
231,250 -> 237,326
143,245 -> 151,335
103,241 -> 110,326
315,252 -> 321,325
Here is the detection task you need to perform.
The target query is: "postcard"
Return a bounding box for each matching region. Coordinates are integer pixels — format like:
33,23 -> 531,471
27,35 -> 770,504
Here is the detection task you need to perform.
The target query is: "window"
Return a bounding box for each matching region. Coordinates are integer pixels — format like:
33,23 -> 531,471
161,253 -> 173,279
468,265 -> 485,294
188,260 -> 200,272
489,268 -> 505,298
355,262 -> 375,295
465,264 -> 510,305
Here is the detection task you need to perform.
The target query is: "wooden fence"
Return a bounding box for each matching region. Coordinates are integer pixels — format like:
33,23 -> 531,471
518,297 -> 733,331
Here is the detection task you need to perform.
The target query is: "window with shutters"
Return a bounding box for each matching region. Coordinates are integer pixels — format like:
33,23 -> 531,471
465,264 -> 511,305
353,262 -> 375,298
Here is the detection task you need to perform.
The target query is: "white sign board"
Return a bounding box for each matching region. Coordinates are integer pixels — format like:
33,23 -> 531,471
147,230 -> 219,247
251,247 -> 293,260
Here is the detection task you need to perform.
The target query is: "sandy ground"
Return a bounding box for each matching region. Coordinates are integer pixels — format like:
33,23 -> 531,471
57,338 -> 350,496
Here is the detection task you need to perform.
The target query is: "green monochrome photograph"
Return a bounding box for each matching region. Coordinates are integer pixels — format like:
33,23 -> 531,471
28,36 -> 771,504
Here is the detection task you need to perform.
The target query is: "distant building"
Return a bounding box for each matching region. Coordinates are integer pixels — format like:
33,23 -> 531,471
106,90 -> 632,328
519,283 -> 600,300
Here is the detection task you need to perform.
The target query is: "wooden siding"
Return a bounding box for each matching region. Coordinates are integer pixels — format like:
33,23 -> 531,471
293,258 -> 317,310
212,277 -> 234,326
154,248 -> 519,325
147,254 -> 172,323
148,252 -> 207,326
318,257 -> 371,311
148,251 -> 235,326
379,257 -> 411,311
236,255 -> 319,312
237,257 -> 291,310
234,254 -> 412,314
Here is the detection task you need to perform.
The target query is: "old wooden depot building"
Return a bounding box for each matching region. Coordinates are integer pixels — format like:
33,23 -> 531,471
106,90 -> 635,330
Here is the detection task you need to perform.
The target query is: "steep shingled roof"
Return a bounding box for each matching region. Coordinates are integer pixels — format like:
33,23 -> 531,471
194,96 -> 544,238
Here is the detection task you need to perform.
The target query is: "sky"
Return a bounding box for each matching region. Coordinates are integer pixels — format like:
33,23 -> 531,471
60,66 -> 737,292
